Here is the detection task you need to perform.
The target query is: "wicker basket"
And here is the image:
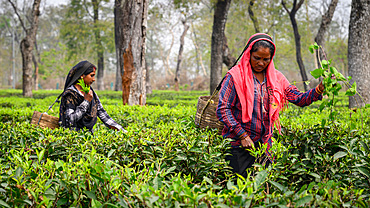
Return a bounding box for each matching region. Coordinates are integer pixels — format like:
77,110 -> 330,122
31,111 -> 59,129
194,94 -> 224,134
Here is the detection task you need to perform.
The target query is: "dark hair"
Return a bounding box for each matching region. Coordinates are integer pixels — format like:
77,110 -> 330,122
83,65 -> 96,75
72,65 -> 96,85
251,40 -> 275,56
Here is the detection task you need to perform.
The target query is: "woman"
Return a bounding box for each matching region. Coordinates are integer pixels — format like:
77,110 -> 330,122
59,60 -> 127,133
216,33 -> 324,178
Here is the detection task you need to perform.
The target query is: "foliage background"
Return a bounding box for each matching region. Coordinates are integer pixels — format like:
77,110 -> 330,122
0,0 -> 351,91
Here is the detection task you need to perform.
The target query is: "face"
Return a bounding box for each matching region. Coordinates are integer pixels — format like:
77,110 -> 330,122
250,47 -> 272,73
81,68 -> 96,86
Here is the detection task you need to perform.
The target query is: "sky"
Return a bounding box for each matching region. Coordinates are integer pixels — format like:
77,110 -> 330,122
45,0 -> 68,6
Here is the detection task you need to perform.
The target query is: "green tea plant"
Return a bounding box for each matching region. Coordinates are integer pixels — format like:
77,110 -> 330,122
0,90 -> 369,207
77,79 -> 90,94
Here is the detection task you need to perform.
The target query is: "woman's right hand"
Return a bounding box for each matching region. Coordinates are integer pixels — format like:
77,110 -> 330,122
241,136 -> 254,149
84,90 -> 93,102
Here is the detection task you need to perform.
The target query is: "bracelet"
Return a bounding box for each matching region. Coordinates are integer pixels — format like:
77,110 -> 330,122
239,132 -> 249,140
315,86 -> 324,95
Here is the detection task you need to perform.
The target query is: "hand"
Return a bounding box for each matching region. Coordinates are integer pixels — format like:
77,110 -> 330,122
109,125 -> 119,131
84,90 -> 93,102
317,81 -> 324,93
241,136 -> 254,149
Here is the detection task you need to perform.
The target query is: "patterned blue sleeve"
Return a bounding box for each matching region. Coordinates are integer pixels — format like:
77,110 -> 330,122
285,85 -> 323,107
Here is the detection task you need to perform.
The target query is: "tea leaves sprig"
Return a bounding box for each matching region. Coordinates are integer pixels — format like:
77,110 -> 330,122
77,78 -> 90,94
309,43 -> 365,128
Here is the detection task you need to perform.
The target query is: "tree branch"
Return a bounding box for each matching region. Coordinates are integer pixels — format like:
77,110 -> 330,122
7,0 -> 27,32
281,0 -> 290,14
84,0 -> 94,19
296,0 -> 305,11
248,0 -> 260,33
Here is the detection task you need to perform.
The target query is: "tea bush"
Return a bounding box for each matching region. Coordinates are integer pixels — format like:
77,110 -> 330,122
0,89 -> 369,207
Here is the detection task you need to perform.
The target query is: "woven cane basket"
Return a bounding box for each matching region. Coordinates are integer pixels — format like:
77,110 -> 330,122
194,95 -> 224,134
31,111 -> 59,129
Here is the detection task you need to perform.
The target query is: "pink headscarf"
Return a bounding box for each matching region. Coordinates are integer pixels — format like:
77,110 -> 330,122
228,33 -> 289,132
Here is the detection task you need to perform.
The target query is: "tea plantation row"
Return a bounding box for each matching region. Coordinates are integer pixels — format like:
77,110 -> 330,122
0,89 -> 369,207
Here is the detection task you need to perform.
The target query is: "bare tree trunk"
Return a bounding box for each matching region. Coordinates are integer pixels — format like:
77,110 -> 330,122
92,0 -> 105,91
145,57 -> 152,94
210,0 -> 232,94
166,25 -> 176,76
32,53 -> 38,90
114,0 -> 123,91
314,0 -> 338,69
114,0 -> 148,105
115,46 -> 123,91
190,22 -> 207,76
248,0 -> 260,33
174,19 -> 189,91
8,0 -> 41,97
222,34 -> 236,69
282,0 -> 309,91
348,0 -> 370,108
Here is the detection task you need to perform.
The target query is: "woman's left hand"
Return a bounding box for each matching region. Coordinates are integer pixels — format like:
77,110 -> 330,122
109,125 -> 119,130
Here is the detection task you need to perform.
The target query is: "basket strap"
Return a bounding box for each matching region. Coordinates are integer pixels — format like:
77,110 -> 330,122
199,37 -> 262,126
198,88 -> 220,126
43,62 -> 92,115
37,113 -> 44,125
199,42 -> 247,123
214,35 -> 272,91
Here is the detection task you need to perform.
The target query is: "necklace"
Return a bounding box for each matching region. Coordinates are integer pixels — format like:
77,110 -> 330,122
254,74 -> 267,114
257,85 -> 267,113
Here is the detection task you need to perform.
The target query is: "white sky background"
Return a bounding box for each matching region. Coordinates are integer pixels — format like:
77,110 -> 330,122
45,0 -> 68,6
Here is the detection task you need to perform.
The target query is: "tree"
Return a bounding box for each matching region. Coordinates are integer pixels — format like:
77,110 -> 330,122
190,21 -> 207,76
222,35 -> 236,69
348,0 -> 370,108
61,0 -> 113,91
1,11 -> 20,89
248,0 -> 260,33
314,0 -> 338,69
92,0 -> 106,90
282,0 -> 309,91
174,19 -> 189,91
7,0 -> 41,97
210,0 -> 232,94
114,0 -> 148,105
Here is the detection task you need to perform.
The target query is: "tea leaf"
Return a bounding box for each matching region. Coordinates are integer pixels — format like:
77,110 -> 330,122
309,45 -> 314,54
308,172 -> 321,179
313,42 -> 319,49
333,151 -> 347,161
0,200 -> 10,208
357,167 -> 370,178
38,149 -> 45,163
107,149 -> 115,158
84,190 -> 97,200
148,196 -> 160,204
269,181 -> 287,192
345,82 -> 357,96
295,195 -> 312,207
310,68 -> 324,79
77,79 -> 90,94
15,167 -> 23,178
254,170 -> 268,192
91,199 -> 102,207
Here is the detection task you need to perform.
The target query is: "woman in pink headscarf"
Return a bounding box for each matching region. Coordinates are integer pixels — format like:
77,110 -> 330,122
216,33 -> 324,178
